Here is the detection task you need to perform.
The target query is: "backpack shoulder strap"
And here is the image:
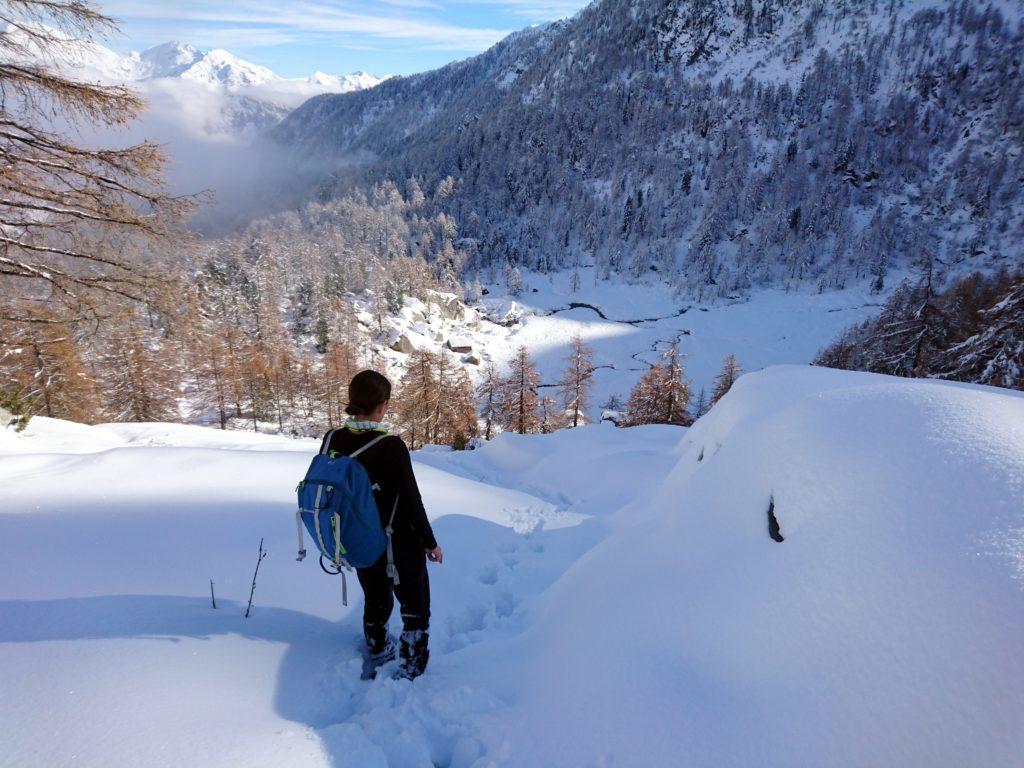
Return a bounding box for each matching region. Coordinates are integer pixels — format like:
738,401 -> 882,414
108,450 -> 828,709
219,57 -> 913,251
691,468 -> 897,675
320,428 -> 339,456
348,432 -> 391,459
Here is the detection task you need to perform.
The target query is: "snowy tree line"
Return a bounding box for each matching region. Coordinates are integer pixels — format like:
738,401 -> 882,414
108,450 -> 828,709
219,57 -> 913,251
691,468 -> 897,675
276,0 -> 1024,300
815,269 -> 1024,390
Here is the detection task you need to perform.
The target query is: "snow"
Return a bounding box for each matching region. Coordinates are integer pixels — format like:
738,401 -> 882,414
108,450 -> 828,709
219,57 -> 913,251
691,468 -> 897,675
0,26 -> 383,141
492,366 -> 1024,766
0,412 -> 678,766
366,272 -> 887,420
2,366 -> 1022,765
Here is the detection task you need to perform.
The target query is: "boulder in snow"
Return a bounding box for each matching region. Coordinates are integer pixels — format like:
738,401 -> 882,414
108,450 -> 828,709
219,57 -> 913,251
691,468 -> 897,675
447,336 -> 473,354
440,295 -> 464,322
389,333 -> 415,354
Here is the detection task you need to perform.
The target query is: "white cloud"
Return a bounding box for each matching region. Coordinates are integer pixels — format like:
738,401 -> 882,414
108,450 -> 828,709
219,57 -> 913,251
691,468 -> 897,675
104,0 -> 512,51
458,0 -> 588,20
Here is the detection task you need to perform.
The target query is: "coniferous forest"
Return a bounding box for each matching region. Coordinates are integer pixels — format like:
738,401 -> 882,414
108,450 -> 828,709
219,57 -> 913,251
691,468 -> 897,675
2,0 -> 1023,441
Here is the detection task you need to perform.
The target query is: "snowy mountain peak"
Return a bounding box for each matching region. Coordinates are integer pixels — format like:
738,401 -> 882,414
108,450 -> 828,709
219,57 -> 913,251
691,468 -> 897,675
135,41 -> 202,79
306,69 -> 384,92
176,48 -> 279,88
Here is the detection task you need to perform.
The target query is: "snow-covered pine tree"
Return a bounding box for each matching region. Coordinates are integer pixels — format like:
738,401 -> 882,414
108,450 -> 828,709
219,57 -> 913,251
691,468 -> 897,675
656,339 -> 693,426
504,262 -> 524,297
476,361 -> 505,440
538,395 -> 559,434
816,270 -> 1023,392
626,339 -> 693,426
0,315 -> 101,423
625,364 -> 664,426
691,387 -> 709,420
101,327 -> 179,423
559,334 -> 595,428
874,269 -> 949,378
502,345 -> 540,434
938,278 -> 1024,389
710,354 -> 742,407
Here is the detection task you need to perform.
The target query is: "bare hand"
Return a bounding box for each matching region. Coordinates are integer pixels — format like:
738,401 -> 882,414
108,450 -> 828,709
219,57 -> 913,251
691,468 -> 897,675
426,546 -> 443,564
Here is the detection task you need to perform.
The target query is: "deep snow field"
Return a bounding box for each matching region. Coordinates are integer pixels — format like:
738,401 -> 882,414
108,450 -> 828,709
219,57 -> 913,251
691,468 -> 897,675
2,365 -> 1024,767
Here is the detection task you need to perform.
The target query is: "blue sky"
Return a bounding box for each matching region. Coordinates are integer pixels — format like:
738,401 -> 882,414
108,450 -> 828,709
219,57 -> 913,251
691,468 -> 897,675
102,0 -> 590,78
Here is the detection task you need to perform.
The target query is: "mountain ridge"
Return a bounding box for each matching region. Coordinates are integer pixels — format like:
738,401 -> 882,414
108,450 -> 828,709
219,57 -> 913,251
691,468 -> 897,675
271,0 -> 1024,298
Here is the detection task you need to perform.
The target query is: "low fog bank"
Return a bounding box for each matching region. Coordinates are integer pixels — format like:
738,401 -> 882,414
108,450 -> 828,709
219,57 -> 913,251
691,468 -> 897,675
74,79 -> 358,236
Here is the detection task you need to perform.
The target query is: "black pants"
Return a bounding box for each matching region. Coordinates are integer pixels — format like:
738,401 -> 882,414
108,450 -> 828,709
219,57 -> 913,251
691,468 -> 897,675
356,542 -> 430,654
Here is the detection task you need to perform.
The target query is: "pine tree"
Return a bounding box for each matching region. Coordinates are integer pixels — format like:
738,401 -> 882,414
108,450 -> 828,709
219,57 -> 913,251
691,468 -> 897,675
876,270 -> 948,378
395,348 -> 438,449
710,354 -> 742,407
538,395 -> 559,434
656,339 -> 693,425
502,346 -> 540,434
323,340 -> 357,427
101,328 -> 178,423
314,317 -> 330,354
434,353 -> 478,448
476,361 -> 504,440
238,341 -> 274,431
626,340 -> 693,426
0,319 -> 101,423
938,278 -> 1024,389
559,334 -> 595,427
691,387 -> 709,420
504,262 -> 524,297
625,364 -> 664,426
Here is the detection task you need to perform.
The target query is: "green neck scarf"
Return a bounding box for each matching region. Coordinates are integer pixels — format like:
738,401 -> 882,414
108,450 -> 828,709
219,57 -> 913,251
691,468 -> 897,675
344,417 -> 389,433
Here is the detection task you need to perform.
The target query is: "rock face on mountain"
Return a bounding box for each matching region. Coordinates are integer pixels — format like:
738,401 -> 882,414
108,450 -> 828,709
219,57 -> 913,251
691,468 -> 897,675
273,0 -> 1024,297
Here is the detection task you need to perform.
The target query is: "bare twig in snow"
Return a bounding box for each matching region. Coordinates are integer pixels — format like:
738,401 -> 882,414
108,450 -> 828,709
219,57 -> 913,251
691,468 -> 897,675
244,538 -> 266,618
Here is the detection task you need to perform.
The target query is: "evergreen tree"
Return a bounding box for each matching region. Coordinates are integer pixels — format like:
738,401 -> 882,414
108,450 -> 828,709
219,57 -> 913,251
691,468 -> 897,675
817,270 -> 1023,393
710,354 -> 742,407
502,346 -> 540,434
625,364 -> 664,426
0,318 -> 101,423
657,339 -> 693,425
626,339 -> 693,426
538,395 -> 559,434
395,348 -> 437,449
432,351 -> 479,448
559,334 -> 595,427
101,328 -> 179,423
314,317 -> 330,354
691,387 -> 709,420
937,278 -> 1024,389
476,361 -> 504,440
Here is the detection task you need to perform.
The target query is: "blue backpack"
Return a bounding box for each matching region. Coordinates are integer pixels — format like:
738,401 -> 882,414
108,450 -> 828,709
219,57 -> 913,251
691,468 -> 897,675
295,431 -> 399,605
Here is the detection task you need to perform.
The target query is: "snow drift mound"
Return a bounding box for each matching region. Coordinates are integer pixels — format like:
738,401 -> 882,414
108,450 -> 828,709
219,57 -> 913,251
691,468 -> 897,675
507,366 -> 1024,767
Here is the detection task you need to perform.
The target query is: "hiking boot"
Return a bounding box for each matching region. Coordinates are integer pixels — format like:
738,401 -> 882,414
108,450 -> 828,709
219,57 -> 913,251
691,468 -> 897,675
364,621 -> 391,656
360,638 -> 396,681
398,629 -> 429,679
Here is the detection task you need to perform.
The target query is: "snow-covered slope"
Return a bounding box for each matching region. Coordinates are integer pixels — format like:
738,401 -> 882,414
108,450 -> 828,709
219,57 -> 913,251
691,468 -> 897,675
2,367 -> 1022,766
493,366 -> 1024,765
345,273 -> 887,418
273,0 -> 1024,295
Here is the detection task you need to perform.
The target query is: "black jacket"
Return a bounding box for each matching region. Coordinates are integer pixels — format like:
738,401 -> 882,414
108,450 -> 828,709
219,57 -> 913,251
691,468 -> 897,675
318,428 -> 438,551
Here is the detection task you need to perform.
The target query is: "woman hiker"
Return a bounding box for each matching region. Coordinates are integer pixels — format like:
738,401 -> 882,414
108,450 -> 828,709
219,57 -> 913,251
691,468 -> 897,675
318,369 -> 443,679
